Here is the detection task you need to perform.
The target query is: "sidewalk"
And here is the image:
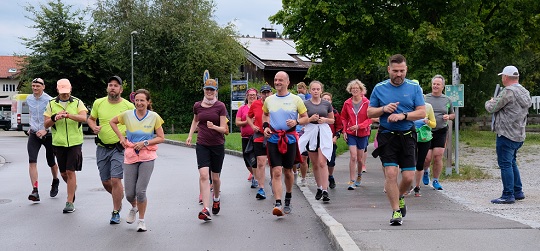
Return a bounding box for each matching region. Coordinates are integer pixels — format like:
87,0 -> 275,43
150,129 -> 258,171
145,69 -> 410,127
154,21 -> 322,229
299,145 -> 540,251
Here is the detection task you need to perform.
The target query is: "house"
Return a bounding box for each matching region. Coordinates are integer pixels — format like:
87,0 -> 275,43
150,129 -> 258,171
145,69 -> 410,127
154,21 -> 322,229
0,56 -> 25,118
237,28 -> 318,87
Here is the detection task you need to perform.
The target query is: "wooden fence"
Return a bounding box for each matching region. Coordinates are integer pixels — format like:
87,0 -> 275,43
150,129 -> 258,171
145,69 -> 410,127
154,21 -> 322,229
459,115 -> 540,132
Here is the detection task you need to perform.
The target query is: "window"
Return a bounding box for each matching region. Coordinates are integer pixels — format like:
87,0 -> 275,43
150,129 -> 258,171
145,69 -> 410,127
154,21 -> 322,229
3,84 -> 16,92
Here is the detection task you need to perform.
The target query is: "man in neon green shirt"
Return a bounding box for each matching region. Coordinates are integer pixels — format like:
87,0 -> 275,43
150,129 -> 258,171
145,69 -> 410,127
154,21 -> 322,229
87,76 -> 134,224
44,79 -> 88,213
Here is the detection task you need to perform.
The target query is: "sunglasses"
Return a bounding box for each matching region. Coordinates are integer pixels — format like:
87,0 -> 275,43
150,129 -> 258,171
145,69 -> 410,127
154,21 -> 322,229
32,78 -> 44,85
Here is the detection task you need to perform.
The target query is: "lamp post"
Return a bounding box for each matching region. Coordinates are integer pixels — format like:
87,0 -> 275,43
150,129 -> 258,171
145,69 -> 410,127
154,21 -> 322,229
130,31 -> 138,93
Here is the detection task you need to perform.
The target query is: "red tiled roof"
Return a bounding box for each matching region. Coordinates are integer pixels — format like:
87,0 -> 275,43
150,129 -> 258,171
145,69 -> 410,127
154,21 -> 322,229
0,56 -> 26,79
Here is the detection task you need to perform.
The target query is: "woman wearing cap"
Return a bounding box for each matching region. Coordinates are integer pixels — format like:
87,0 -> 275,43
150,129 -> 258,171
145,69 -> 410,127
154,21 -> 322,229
110,89 -> 165,232
186,79 -> 228,221
236,88 -> 258,189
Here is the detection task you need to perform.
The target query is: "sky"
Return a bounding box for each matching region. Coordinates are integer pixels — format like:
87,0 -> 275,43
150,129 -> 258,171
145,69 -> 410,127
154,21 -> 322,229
0,0 -> 283,55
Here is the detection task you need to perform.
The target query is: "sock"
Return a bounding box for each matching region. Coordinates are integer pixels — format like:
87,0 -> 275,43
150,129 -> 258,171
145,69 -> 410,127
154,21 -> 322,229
276,199 -> 282,205
433,178 -> 439,182
213,196 -> 220,202
329,175 -> 333,178
318,186 -> 323,190
139,219 -> 144,222
33,181 -> 38,188
285,193 -> 292,199
322,190 -> 327,193
205,207 -> 210,211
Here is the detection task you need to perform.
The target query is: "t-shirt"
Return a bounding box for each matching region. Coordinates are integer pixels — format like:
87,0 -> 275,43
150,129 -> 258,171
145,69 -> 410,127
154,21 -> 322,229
263,93 -> 307,143
236,104 -> 254,138
425,93 -> 454,131
304,99 -> 333,124
91,97 -> 135,144
370,79 -> 425,132
117,110 -> 164,143
193,101 -> 228,146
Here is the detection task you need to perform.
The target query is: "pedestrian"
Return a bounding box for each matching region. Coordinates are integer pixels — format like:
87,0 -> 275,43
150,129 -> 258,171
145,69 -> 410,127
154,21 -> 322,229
412,96 -> 436,197
262,71 -> 308,216
299,80 -> 334,202
247,84 -> 273,199
341,79 -> 372,190
186,79 -> 228,221
87,76 -> 135,224
368,54 -> 425,226
423,75 -> 455,190
44,79 -> 88,213
110,89 -> 164,232
26,77 -> 60,202
296,82 -> 311,100
321,92 -> 343,189
236,88 -> 258,189
485,65 -> 530,204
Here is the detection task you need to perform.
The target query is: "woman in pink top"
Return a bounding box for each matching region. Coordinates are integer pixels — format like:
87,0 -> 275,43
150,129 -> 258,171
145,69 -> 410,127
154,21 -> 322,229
235,88 -> 258,188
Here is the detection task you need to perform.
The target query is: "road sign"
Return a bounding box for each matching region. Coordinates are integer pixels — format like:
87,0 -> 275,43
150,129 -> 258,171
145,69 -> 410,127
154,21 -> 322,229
231,80 -> 248,110
445,84 -> 464,107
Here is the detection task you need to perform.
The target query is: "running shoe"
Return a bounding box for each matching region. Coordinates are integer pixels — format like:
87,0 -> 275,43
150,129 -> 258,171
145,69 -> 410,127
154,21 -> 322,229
272,203 -> 284,217
390,211 -> 403,226
354,176 -> 362,187
63,202 -> 75,213
347,181 -> 355,190
322,191 -> 330,202
328,176 -> 336,189
423,170 -> 430,185
251,177 -> 258,188
212,200 -> 221,215
256,188 -> 266,200
315,189 -> 323,200
137,220 -> 147,232
127,207 -> 138,224
414,186 -> 421,197
399,196 -> 407,217
50,178 -> 59,197
300,178 -> 307,187
198,194 -> 203,205
432,180 -> 443,190
28,190 -> 40,202
198,208 -> 212,221
110,210 -> 120,224
283,199 -> 292,214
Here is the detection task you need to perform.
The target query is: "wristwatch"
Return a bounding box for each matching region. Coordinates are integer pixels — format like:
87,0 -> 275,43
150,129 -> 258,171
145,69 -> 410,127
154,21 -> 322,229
143,140 -> 149,147
402,112 -> 408,120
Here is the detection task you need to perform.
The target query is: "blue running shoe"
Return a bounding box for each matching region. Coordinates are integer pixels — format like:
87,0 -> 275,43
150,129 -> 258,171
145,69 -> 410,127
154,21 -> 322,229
256,188 -> 266,200
432,180 -> 443,190
110,210 -> 120,224
354,176 -> 362,187
423,171 -> 430,185
251,177 -> 258,188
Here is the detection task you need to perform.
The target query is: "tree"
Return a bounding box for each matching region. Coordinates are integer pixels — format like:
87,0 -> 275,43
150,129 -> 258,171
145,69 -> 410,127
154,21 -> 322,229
271,0 -> 540,115
20,0 -> 119,103
92,0 -> 245,131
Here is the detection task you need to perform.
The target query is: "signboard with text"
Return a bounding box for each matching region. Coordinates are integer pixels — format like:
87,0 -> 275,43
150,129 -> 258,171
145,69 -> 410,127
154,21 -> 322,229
231,80 -> 248,110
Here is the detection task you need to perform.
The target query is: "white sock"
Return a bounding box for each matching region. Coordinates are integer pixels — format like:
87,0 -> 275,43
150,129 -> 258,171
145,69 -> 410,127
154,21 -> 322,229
139,219 -> 144,222
213,197 -> 220,202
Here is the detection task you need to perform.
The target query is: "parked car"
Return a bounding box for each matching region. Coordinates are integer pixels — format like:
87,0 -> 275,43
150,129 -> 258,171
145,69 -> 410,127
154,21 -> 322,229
0,114 -> 10,131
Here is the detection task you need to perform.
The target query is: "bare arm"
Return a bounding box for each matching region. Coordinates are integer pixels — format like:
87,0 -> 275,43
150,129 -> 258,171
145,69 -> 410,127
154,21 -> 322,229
186,114 -> 198,146
87,115 -> 101,134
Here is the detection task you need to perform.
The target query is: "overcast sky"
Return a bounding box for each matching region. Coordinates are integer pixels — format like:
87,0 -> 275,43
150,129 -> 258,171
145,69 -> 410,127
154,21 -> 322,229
0,0 -> 283,55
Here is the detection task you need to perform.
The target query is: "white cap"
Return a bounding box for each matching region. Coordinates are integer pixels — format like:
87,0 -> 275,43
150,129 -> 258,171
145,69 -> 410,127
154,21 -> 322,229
498,66 -> 519,76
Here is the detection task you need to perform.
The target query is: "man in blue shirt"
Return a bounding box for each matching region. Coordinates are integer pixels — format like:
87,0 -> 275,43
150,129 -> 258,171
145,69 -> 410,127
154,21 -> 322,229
368,54 -> 425,226
26,78 -> 59,202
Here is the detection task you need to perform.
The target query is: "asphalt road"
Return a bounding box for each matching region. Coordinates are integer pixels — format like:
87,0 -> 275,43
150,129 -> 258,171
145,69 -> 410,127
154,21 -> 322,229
0,132 -> 334,251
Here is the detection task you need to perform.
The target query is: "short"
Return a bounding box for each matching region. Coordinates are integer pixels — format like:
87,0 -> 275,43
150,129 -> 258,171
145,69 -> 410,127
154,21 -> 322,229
196,144 -> 225,173
253,142 -> 267,157
53,144 -> 83,172
430,127 -> 448,149
96,145 -> 124,181
267,142 -> 296,169
416,141 -> 431,171
376,132 -> 416,171
27,132 -> 56,167
241,137 -> 256,168
346,134 -> 369,150
327,144 -> 337,167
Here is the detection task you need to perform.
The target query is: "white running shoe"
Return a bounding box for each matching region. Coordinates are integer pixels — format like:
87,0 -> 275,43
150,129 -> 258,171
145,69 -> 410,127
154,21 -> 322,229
137,220 -> 147,232
127,207 -> 138,224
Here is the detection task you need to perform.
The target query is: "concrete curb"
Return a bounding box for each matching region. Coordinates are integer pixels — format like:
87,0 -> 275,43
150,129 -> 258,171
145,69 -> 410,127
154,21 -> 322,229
164,138 -> 359,251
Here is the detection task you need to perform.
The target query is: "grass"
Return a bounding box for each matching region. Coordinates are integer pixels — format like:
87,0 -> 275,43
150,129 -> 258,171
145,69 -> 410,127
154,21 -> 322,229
438,164 -> 493,181
458,130 -> 540,147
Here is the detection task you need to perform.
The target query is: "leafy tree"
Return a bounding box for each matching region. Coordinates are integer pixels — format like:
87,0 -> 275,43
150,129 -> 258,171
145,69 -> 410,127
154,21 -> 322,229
20,0 -> 119,103
271,0 -> 540,116
92,0 -> 245,132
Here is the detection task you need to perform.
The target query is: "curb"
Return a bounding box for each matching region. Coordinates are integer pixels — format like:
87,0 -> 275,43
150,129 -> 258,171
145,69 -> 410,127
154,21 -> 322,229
164,138 -> 359,251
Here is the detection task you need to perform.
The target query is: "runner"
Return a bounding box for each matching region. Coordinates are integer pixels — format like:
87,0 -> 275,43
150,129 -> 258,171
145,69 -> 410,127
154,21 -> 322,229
321,92 -> 343,189
236,88 -> 258,188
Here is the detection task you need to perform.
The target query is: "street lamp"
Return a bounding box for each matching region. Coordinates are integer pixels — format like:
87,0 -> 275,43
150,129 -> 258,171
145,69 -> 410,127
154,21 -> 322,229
130,31 -> 138,93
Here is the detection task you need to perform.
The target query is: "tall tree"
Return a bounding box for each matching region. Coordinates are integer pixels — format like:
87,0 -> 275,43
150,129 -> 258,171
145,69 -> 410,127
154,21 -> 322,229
20,0 -> 118,102
271,0 -> 540,115
93,0 -> 245,131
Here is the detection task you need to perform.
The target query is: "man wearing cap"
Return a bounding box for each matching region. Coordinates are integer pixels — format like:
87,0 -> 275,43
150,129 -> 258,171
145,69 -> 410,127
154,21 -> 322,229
247,84 -> 273,199
87,76 -> 134,223
485,65 -> 531,204
26,78 -> 60,202
44,78 -> 88,213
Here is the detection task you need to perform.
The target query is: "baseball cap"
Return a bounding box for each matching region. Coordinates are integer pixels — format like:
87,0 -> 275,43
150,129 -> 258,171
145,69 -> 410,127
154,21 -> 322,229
203,79 -> 218,90
498,66 -> 519,76
57,79 -> 72,94
260,85 -> 272,92
108,75 -> 123,85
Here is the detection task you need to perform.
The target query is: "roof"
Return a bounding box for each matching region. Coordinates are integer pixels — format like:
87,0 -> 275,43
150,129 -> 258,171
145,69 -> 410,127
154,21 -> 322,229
0,56 -> 25,79
237,37 -> 316,70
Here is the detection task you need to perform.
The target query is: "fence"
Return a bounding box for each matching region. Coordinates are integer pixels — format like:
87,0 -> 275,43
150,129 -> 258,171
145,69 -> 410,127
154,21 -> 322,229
459,115 -> 540,132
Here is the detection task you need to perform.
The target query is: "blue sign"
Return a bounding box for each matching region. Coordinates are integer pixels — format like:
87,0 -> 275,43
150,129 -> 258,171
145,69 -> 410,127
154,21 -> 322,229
445,84 -> 464,107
